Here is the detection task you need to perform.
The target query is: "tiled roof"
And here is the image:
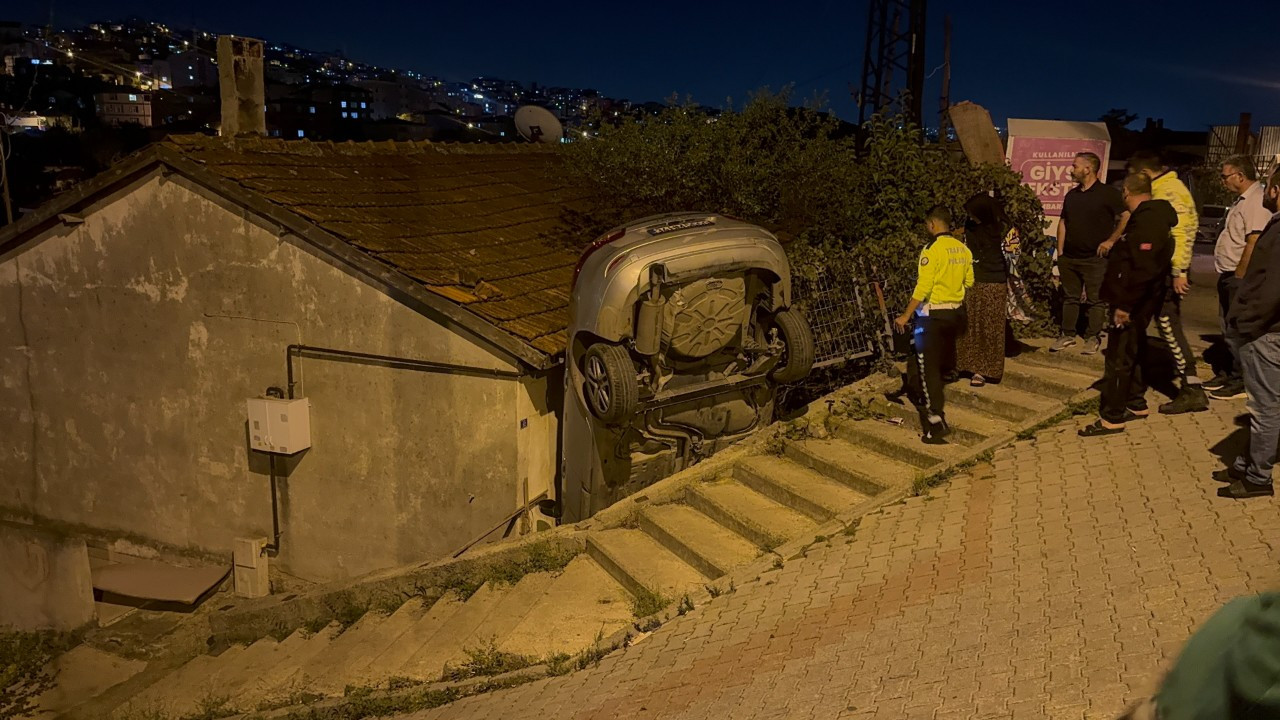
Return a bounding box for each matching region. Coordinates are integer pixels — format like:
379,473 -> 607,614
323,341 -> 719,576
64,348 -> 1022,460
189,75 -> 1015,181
163,135 -> 593,358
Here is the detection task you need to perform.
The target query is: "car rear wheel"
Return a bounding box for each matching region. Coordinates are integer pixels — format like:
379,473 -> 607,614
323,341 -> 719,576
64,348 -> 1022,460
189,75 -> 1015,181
583,343 -> 639,425
768,310 -> 816,384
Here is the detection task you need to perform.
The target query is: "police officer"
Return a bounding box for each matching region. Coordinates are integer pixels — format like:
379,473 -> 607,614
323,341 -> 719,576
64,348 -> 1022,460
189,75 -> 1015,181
894,206 -> 974,444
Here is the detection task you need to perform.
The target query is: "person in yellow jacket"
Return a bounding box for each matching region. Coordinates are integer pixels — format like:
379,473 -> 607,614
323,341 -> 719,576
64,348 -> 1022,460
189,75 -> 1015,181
894,205 -> 974,444
1127,151 -> 1209,414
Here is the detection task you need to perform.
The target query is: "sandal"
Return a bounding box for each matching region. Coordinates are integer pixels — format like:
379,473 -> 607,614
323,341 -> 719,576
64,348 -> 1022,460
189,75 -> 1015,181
1078,420 -> 1124,437
970,375 -> 986,387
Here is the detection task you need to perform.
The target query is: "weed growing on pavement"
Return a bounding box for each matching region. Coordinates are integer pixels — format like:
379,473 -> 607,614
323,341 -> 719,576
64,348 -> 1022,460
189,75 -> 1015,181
842,518 -> 861,537
629,586 -> 670,618
677,594 -> 695,616
547,630 -> 614,676
440,638 -> 538,682
635,617 -> 662,633
912,448 -> 996,496
771,556 -> 785,570
1015,397 -> 1101,441
277,675 -> 535,720
706,583 -> 723,599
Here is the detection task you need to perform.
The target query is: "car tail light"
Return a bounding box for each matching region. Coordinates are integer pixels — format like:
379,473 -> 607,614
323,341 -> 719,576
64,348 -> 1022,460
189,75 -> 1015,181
572,228 -> 626,289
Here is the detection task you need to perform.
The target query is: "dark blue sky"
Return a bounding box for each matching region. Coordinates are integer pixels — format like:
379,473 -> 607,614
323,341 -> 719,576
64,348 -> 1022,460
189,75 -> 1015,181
17,0 -> 1280,129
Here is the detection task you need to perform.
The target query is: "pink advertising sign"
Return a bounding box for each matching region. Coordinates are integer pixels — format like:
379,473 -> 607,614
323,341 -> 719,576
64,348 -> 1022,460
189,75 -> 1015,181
1007,136 -> 1109,217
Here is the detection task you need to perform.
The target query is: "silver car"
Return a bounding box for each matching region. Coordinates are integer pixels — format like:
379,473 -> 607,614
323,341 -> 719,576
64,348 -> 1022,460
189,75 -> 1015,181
561,212 -> 814,520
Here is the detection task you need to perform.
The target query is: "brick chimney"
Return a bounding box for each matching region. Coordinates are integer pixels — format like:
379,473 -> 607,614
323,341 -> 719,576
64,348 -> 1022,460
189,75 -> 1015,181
217,35 -> 265,136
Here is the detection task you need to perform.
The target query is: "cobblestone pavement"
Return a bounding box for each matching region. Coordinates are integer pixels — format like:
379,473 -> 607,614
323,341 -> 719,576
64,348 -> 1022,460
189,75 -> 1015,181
409,393 -> 1279,720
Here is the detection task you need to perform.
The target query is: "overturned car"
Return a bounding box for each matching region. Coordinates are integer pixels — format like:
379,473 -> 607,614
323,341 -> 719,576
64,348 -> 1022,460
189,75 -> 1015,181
561,213 -> 815,521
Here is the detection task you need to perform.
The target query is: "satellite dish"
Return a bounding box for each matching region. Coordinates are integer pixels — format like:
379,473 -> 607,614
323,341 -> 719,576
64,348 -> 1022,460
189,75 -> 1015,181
514,105 -> 563,144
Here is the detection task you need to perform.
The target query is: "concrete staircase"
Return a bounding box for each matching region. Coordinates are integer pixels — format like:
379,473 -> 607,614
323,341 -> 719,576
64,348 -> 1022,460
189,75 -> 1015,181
39,345 -> 1102,720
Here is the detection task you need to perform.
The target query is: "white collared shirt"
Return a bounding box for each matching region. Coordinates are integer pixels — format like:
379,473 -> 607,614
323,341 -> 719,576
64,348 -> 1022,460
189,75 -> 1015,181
1215,181 -> 1272,273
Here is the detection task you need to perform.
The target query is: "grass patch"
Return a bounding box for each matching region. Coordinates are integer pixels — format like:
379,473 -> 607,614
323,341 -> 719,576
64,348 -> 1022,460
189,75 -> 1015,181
629,586 -> 670,619
440,638 -> 538,683
546,630 -> 612,676
0,630 -> 73,720
911,448 -> 996,496
435,540 -> 579,601
256,690 -> 327,712
277,674 -> 535,720
1015,397 -> 1100,441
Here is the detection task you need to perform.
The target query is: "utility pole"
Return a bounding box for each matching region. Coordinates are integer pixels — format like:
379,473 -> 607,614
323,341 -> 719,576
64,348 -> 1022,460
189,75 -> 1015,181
938,14 -> 952,143
856,0 -> 927,128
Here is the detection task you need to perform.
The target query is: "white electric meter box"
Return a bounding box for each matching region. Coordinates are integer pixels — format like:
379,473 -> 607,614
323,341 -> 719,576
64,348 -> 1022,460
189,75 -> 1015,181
246,397 -> 312,454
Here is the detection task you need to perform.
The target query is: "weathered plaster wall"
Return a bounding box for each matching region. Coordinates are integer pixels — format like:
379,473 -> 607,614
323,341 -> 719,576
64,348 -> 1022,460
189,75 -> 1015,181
0,174 -> 551,581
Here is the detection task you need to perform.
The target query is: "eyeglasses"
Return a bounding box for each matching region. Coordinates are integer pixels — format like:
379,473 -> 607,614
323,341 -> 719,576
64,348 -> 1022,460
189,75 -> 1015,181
1221,171 -> 1242,181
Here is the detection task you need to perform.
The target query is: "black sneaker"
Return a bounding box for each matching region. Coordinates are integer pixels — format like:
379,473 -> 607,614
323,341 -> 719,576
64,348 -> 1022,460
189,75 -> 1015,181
1218,478 -> 1274,499
1209,381 -> 1246,401
1203,374 -> 1231,390
1159,386 -> 1210,415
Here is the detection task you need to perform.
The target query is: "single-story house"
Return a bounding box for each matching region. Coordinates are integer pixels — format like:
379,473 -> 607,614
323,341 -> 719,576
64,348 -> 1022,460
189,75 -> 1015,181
0,135 -> 595,582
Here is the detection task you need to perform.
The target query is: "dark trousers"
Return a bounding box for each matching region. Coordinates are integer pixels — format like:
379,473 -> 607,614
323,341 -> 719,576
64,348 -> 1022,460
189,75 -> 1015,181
906,308 -> 965,421
1153,283 -> 1200,385
1060,256 -> 1107,339
1218,272 -> 1244,381
1101,295 -> 1162,424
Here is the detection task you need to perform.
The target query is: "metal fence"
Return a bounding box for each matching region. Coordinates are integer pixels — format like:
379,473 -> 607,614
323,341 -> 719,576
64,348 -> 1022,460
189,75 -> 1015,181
790,261 -> 884,369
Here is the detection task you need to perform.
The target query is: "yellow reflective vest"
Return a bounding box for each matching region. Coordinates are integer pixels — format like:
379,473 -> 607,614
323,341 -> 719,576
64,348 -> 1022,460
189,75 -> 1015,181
911,233 -> 974,305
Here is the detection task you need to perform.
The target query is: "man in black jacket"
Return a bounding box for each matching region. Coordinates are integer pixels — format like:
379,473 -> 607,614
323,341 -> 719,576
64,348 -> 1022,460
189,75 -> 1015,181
1080,173 -> 1177,436
1220,165 -> 1280,498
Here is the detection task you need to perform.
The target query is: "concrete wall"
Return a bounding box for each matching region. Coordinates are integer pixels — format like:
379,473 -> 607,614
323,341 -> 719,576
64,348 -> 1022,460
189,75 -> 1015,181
0,521 -> 95,631
0,173 -> 556,581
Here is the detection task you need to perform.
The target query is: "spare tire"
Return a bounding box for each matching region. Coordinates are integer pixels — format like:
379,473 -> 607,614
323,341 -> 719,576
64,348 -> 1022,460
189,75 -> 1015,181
582,343 -> 639,425
768,309 -> 816,384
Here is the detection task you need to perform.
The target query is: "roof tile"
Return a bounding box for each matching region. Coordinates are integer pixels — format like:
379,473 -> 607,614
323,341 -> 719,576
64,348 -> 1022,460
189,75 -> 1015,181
165,136 -> 593,359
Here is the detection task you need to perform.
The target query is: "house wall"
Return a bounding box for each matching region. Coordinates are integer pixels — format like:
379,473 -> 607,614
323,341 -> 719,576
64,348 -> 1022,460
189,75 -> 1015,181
0,173 -> 553,582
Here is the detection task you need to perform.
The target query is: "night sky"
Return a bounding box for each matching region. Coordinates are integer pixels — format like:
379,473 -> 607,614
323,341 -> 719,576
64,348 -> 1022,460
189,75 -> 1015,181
15,0 -> 1280,129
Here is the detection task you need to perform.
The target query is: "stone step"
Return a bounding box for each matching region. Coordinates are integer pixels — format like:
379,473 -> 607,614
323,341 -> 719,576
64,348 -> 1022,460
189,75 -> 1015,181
832,419 -> 956,470
498,555 -> 633,659
35,646 -> 145,717
399,582 -> 511,682
868,395 -> 1005,446
447,572 -> 557,670
237,623 -> 342,710
686,479 -> 818,551
587,528 -> 709,603
293,609 -> 393,696
307,598 -> 428,696
784,438 -> 917,492
360,594 -> 466,684
208,635 -> 282,704
943,381 -> 1058,422
126,645 -> 246,717
222,628 -> 315,708
639,502 -> 761,579
1010,344 -> 1105,374
999,360 -> 1099,400
733,454 -> 870,522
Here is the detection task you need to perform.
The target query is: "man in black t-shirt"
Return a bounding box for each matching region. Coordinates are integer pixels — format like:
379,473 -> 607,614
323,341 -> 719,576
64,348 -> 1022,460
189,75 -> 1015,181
1052,152 -> 1130,354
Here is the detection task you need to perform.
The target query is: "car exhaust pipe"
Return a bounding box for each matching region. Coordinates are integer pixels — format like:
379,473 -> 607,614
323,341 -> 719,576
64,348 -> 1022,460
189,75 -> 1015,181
634,265 -> 666,356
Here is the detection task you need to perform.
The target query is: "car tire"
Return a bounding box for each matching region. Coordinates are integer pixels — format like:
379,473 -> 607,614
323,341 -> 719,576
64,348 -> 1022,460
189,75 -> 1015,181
768,309 -> 816,384
582,343 -> 639,425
